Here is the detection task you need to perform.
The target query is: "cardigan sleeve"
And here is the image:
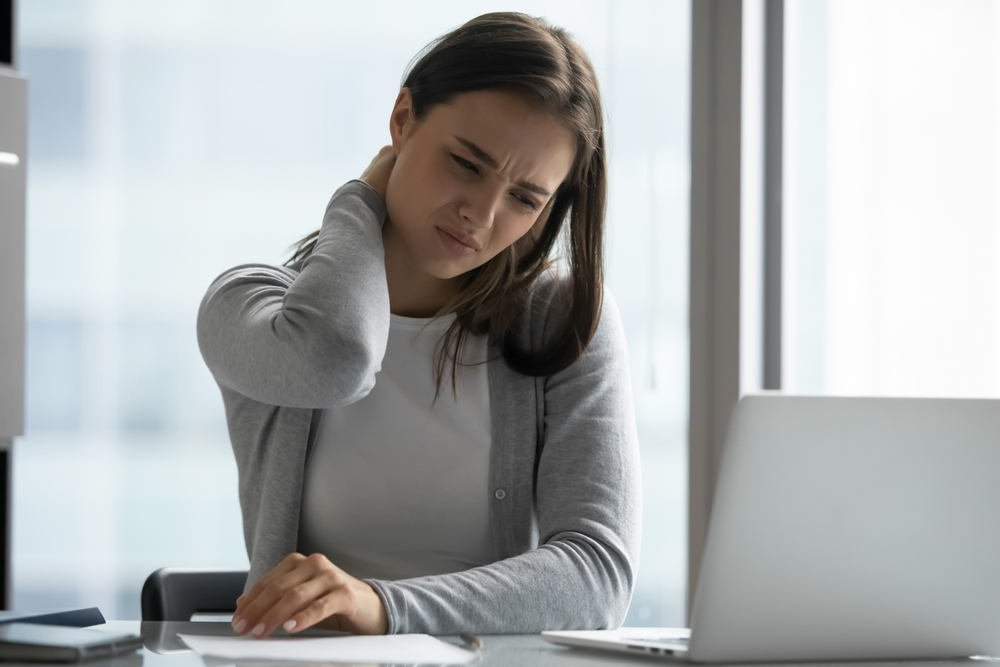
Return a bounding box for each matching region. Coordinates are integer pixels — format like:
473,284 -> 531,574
366,288 -> 642,633
196,180 -> 391,409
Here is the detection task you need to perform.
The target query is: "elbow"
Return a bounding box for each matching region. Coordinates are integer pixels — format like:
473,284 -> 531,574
602,551 -> 637,629
317,329 -> 382,407
587,531 -> 639,629
281,289 -> 389,407
197,298 -> 386,409
556,534 -> 638,630
276,306 -> 386,407
248,320 -> 383,409
195,265 -> 390,408
196,297 -> 230,382
564,554 -> 635,631
609,579 -> 635,629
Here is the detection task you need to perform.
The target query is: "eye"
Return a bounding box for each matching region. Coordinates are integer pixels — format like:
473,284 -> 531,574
450,154 -> 479,174
512,194 -> 541,212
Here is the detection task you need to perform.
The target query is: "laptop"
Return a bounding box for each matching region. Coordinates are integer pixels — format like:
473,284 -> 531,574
543,394 -> 1000,662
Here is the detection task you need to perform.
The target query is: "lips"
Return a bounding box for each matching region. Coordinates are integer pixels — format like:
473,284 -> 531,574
437,226 -> 481,251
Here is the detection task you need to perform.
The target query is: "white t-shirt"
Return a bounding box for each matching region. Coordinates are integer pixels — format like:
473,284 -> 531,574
297,313 -> 496,581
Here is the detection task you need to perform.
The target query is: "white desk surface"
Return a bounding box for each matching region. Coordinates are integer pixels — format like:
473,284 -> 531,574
64,620 -> 984,667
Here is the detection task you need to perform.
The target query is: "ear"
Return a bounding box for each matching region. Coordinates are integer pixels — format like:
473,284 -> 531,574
389,88 -> 415,157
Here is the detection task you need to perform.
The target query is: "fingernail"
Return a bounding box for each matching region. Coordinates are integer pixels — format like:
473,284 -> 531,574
233,618 -> 246,634
252,623 -> 265,637
283,620 -> 296,632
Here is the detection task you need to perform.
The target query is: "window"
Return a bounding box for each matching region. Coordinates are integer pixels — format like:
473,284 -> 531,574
16,0 -> 689,623
783,0 -> 1000,398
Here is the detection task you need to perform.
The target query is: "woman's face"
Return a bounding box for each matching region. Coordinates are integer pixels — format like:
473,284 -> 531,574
384,88 -> 577,280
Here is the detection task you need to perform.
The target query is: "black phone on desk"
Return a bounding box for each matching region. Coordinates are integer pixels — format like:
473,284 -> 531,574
0,623 -> 142,662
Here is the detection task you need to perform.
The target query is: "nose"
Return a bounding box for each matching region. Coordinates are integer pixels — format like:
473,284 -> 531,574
459,184 -> 503,229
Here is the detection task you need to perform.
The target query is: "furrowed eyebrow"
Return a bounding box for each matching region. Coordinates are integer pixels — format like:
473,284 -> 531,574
455,137 -> 552,197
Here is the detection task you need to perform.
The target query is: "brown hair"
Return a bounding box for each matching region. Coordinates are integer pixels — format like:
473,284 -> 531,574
286,12 -> 607,385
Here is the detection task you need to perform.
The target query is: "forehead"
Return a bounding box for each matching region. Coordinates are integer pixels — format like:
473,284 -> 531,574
420,89 -> 577,185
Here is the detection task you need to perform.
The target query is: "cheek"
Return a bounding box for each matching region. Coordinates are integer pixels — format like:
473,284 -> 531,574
386,151 -> 455,224
482,214 -> 536,259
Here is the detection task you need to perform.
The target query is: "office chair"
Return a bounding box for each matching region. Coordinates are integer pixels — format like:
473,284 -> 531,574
141,568 -> 248,622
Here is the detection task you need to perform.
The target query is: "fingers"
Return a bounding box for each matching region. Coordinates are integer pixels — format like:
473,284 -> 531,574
252,571 -> 345,638
359,145 -> 397,200
232,553 -> 315,633
233,553 -> 344,638
229,554 -> 388,638
260,572 -> 358,638
233,554 -> 300,620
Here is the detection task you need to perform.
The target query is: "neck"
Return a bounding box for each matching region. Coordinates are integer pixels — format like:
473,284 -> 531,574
382,219 -> 458,318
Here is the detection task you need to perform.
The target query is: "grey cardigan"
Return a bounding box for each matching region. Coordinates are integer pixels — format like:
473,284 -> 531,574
196,180 -> 642,635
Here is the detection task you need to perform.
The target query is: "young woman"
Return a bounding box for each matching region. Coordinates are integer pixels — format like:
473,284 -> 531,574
197,12 -> 641,638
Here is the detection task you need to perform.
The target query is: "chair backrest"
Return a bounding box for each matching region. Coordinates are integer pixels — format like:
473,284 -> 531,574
141,568 -> 248,622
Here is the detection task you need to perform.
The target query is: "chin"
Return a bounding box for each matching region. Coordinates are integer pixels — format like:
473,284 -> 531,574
423,259 -> 471,281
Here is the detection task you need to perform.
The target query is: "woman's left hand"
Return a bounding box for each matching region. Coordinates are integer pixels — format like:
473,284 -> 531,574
231,553 -> 389,638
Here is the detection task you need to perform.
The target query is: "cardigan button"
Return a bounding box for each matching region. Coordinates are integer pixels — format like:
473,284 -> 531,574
494,489 -> 507,500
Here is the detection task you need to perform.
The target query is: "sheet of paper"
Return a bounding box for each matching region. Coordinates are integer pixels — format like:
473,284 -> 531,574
178,632 -> 477,664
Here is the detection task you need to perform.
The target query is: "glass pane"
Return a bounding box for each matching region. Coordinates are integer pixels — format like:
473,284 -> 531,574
16,0 -> 689,624
784,0 -> 999,398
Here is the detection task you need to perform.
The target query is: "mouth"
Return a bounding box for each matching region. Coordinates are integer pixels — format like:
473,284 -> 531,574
436,226 -> 480,257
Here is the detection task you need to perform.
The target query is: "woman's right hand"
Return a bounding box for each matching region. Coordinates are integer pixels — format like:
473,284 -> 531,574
360,145 -> 397,200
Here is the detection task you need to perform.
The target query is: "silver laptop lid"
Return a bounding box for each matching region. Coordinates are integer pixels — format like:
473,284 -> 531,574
689,395 -> 1000,663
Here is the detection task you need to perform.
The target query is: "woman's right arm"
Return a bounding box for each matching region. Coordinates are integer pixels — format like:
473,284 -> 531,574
196,179 -> 390,409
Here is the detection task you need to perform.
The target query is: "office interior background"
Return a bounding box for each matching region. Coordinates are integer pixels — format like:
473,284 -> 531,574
9,0 -> 1000,623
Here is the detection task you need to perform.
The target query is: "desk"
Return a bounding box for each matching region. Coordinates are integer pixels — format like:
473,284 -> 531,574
90,621 -> 642,667
70,621 -> 981,667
